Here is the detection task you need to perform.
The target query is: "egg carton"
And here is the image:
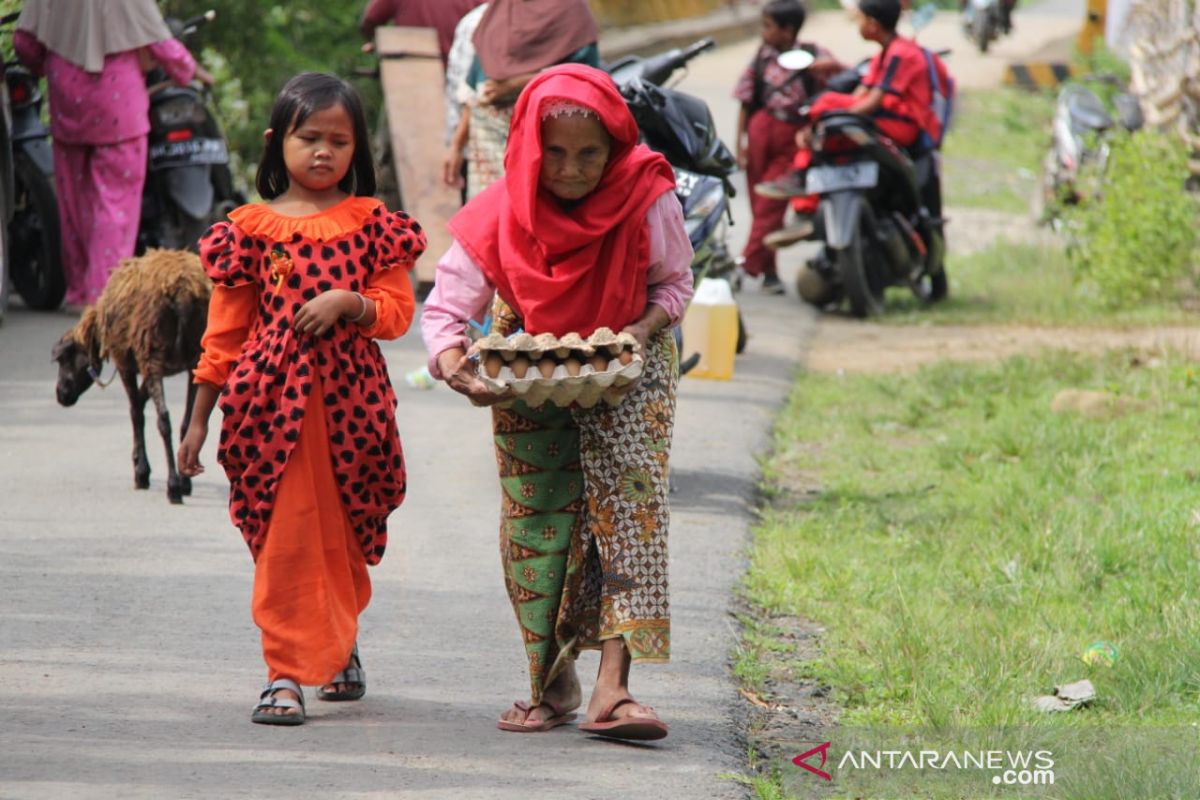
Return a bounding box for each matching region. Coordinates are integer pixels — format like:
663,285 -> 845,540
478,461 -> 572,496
475,327 -> 643,408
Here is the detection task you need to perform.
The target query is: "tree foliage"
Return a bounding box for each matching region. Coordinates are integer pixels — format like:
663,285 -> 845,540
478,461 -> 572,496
160,1 -> 382,193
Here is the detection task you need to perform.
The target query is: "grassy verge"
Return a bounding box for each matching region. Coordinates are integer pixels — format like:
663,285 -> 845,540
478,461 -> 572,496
942,88 -> 1056,214
740,350 -> 1200,797
881,239 -> 1192,326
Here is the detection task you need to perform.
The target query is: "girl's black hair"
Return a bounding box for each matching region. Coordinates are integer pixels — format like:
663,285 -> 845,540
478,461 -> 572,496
255,72 -> 376,200
764,0 -> 807,32
858,0 -> 901,31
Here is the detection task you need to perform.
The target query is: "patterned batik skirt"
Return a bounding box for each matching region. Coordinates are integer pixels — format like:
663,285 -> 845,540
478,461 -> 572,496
466,103 -> 513,201
490,301 -> 679,704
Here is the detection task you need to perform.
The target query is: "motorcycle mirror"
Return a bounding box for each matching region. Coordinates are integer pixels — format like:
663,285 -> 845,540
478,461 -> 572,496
777,49 -> 815,71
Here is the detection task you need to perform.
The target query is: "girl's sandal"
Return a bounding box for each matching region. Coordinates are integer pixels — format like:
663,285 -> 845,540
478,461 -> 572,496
317,643 -> 366,702
251,678 -> 306,726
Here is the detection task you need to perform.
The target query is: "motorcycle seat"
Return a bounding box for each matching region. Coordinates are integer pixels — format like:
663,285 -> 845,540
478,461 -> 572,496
1066,89 -> 1113,131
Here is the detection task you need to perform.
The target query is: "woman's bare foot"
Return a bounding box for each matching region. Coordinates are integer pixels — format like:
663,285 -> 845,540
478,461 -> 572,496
498,661 -> 582,728
585,638 -> 661,725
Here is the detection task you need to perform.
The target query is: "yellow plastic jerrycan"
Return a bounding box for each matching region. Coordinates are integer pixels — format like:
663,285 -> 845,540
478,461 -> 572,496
680,277 -> 738,380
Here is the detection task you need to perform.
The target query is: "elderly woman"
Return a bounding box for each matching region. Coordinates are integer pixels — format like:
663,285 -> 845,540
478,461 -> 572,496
422,64 -> 694,741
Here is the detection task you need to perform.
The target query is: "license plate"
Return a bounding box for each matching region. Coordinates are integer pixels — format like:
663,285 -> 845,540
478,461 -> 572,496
806,162 -> 879,194
674,167 -> 702,198
149,137 -> 229,166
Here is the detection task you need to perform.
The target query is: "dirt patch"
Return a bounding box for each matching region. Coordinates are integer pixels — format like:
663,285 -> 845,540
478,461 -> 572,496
734,605 -> 840,796
806,320 -> 1200,374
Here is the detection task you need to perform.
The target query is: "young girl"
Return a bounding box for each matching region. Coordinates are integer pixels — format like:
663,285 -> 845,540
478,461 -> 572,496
178,72 -> 426,726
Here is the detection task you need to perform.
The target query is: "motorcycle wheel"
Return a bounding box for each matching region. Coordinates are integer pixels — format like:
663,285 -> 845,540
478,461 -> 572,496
9,152 -> 64,310
736,310 -> 747,354
836,207 -> 886,318
973,11 -> 994,53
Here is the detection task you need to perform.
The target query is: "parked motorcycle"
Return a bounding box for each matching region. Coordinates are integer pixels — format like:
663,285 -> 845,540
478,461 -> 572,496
962,0 -> 1008,54
606,38 -> 746,362
1038,74 -> 1143,224
0,10 -> 64,311
773,52 -> 948,318
138,10 -> 242,254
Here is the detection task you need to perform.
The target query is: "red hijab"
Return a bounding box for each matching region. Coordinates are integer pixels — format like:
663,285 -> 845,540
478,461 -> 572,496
447,64 -> 677,337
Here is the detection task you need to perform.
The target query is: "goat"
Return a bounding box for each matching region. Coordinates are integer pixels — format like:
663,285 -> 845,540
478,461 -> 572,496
53,249 -> 212,504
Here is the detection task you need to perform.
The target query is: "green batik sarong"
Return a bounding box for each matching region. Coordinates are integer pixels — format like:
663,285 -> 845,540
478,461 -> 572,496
490,300 -> 678,703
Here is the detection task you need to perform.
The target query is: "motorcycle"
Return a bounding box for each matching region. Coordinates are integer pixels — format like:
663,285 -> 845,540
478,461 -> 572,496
138,10 -> 243,254
962,0 -> 1008,54
774,51 -> 948,318
1038,75 -> 1143,224
606,38 -> 746,363
0,9 -> 64,311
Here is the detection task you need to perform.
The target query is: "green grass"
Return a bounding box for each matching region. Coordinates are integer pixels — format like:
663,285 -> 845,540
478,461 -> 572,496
744,350 -> 1200,796
943,88 -> 1056,213
880,239 -> 1192,326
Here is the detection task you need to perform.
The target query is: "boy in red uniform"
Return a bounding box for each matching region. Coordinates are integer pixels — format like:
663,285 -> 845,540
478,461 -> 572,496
732,0 -> 840,294
760,0 -> 951,226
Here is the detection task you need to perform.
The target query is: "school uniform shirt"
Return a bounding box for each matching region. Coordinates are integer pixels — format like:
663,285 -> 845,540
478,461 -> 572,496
862,34 -> 941,147
733,41 -> 837,125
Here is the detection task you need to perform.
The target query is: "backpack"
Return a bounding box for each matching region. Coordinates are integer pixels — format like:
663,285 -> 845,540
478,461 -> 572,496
919,47 -> 955,149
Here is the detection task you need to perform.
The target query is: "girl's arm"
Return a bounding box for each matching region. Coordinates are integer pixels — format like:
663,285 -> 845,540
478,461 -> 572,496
357,265 -> 415,340
180,283 -> 257,474
178,384 -> 219,476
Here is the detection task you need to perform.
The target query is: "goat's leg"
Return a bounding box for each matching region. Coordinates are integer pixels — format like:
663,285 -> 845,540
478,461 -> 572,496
178,371 -> 198,496
148,376 -> 184,504
119,363 -> 151,490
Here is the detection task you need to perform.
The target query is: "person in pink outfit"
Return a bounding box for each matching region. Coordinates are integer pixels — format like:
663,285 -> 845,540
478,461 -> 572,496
15,0 -> 213,307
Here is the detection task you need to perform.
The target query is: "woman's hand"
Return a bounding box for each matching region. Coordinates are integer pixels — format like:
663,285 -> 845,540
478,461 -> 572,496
294,290 -> 365,336
178,422 -> 207,477
620,321 -> 652,357
443,147 -> 465,188
194,65 -> 215,86
438,348 -> 510,407
478,72 -> 535,106
795,127 -> 812,149
736,139 -> 749,171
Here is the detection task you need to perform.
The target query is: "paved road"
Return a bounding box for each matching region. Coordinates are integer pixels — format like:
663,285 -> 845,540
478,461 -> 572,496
0,5 -> 1082,795
0,49 -> 814,800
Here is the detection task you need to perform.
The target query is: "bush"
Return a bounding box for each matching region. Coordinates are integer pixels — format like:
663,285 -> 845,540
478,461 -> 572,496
1066,131 -> 1199,306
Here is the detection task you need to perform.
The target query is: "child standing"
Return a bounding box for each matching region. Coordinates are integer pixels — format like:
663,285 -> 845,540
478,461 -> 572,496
733,0 -> 839,294
178,72 -> 426,726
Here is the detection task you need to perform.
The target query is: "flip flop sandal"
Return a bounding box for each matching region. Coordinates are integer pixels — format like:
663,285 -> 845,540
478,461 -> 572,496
496,699 -> 578,733
318,643 -> 366,702
578,697 -> 669,741
251,678 -> 306,726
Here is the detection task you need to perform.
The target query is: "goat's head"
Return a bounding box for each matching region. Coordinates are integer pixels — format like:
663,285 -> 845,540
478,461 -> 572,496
52,308 -> 102,407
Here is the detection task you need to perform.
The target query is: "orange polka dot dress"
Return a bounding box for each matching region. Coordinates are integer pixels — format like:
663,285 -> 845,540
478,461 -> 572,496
194,196 -> 425,683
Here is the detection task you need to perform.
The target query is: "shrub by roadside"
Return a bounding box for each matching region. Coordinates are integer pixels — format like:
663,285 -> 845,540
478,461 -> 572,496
1066,131 -> 1200,307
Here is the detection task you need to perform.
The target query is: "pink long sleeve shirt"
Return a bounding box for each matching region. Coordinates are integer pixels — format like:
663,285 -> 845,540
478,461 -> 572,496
421,190 -> 695,378
14,31 -> 196,146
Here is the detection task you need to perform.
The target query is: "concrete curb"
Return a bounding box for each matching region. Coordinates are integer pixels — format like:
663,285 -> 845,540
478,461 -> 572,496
598,6 -> 761,60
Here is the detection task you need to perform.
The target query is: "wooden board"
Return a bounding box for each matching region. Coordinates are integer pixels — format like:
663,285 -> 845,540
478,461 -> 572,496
375,26 -> 458,286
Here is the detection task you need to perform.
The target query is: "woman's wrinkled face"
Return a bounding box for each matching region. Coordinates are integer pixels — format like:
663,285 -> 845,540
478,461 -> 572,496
539,114 -> 612,201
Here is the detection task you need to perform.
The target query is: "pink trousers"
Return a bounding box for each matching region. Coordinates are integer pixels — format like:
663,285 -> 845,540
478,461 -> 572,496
53,138 -> 147,305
